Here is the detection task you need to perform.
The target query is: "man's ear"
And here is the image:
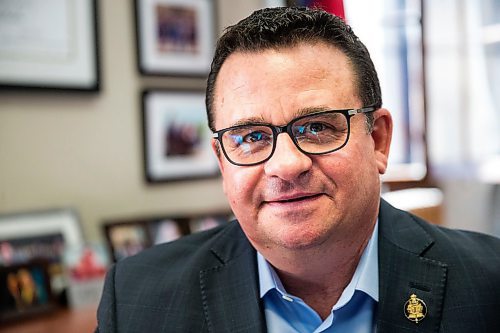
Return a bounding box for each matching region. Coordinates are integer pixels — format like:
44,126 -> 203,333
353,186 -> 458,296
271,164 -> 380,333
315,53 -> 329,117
371,108 -> 393,174
211,139 -> 225,173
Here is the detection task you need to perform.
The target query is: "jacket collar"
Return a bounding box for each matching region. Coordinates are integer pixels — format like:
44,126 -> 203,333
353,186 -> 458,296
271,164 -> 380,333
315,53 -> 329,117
377,199 -> 447,333
199,222 -> 267,333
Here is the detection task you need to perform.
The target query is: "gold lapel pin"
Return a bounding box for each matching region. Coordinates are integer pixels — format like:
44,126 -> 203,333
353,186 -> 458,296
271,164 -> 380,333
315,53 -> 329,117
404,293 -> 427,323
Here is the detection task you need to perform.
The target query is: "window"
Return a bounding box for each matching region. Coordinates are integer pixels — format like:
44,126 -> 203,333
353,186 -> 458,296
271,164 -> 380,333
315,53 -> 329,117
346,0 -> 427,182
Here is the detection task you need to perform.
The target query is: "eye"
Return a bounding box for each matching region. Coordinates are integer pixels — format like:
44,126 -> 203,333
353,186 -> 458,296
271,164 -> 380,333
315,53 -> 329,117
293,112 -> 348,139
244,131 -> 267,143
306,122 -> 328,134
225,127 -> 273,150
298,122 -> 335,135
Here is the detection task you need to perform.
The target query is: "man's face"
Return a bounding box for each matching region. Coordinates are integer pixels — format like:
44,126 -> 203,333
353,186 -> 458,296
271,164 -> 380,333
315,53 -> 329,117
212,42 -> 392,254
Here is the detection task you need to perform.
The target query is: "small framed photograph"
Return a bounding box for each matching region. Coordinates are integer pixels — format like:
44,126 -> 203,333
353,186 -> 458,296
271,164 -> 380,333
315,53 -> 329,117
0,0 -> 100,91
104,223 -> 150,262
142,89 -> 219,183
0,262 -> 56,323
0,209 -> 85,305
189,214 -> 229,233
148,218 -> 188,245
135,0 -> 216,76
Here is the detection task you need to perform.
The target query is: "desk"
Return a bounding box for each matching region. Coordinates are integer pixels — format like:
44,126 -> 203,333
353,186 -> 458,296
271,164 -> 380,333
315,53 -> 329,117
382,188 -> 444,225
0,305 -> 97,333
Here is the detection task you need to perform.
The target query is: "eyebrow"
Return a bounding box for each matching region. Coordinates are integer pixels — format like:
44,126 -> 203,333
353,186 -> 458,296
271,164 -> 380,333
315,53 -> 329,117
230,116 -> 267,127
229,106 -> 333,127
294,106 -> 332,118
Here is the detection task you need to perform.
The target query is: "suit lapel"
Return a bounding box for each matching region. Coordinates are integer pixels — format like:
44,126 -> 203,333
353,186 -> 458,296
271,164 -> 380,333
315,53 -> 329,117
199,222 -> 266,333
198,201 -> 448,332
377,200 -> 447,333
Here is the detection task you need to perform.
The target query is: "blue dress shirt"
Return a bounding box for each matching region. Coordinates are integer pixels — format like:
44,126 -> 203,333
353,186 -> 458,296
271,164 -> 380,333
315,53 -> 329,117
257,222 -> 379,333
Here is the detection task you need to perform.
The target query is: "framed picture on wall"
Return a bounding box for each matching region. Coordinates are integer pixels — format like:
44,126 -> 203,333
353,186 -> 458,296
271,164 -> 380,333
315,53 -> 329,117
142,89 -> 220,183
0,0 -> 100,91
134,0 -> 216,76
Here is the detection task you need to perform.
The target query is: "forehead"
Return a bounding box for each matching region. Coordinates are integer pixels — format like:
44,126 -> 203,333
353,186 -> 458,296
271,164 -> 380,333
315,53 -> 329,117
213,42 -> 359,128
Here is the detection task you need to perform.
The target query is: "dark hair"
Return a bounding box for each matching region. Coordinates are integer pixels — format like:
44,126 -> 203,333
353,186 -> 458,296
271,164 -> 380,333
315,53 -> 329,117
206,6 -> 381,132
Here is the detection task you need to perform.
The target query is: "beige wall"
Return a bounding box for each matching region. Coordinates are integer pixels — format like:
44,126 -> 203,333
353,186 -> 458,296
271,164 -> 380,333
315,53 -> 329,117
0,0 -> 263,242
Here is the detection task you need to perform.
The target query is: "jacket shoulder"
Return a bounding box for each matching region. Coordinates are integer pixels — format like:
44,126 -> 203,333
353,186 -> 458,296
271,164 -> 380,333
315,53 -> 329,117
380,199 -> 500,262
414,213 -> 500,263
98,222 -> 248,332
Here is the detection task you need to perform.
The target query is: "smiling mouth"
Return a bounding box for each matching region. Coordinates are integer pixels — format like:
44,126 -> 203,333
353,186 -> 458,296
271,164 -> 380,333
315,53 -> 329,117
268,193 -> 323,204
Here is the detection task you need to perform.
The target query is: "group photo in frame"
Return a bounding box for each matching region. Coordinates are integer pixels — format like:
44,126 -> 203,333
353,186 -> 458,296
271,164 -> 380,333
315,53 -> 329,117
135,0 -> 215,76
142,89 -> 220,183
0,0 -> 100,91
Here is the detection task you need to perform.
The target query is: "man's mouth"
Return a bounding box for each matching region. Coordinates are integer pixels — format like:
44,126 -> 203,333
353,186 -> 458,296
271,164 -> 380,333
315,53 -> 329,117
265,193 -> 323,204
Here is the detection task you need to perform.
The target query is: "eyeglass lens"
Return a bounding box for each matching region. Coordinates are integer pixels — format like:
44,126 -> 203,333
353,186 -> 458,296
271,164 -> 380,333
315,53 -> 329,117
220,112 -> 349,165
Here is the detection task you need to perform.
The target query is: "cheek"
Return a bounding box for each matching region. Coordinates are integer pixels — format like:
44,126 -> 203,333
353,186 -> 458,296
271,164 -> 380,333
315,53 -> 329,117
345,143 -> 381,194
318,142 -> 378,189
317,149 -> 353,179
221,165 -> 260,208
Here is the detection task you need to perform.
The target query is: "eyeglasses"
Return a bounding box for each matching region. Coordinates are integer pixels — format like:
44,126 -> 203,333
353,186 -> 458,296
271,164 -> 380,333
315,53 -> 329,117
212,106 -> 376,166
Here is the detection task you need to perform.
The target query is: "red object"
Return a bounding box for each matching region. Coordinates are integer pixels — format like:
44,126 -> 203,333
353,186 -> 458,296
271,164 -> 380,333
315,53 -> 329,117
311,0 -> 345,20
71,249 -> 106,280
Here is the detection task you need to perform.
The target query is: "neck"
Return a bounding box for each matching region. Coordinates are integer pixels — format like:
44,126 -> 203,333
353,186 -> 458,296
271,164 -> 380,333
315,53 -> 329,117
259,221 -> 376,320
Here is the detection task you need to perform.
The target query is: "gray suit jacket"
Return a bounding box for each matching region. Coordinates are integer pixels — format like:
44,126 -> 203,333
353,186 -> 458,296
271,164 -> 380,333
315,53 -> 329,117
96,200 -> 500,332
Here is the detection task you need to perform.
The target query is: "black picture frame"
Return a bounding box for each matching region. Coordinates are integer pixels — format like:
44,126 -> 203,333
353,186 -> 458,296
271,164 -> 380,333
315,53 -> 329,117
0,0 -> 101,92
134,0 -> 216,77
141,89 -> 220,183
0,261 -> 57,324
0,209 -> 86,308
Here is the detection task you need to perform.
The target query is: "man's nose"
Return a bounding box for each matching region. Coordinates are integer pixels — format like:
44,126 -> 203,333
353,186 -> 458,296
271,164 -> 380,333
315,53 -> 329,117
263,133 -> 312,181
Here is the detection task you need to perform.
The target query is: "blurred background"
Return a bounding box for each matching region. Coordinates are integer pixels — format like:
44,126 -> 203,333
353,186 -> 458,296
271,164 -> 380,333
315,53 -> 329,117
0,0 -> 499,330
2,0 -> 498,241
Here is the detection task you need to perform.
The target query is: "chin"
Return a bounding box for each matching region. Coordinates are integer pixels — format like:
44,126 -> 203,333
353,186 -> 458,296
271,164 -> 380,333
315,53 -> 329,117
272,228 -> 331,250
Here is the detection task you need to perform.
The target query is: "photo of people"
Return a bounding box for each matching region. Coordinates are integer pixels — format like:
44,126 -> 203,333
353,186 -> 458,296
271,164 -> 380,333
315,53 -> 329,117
0,234 -> 66,306
142,90 -> 219,182
149,219 -> 184,245
189,215 -> 229,233
0,264 -> 52,322
156,5 -> 198,54
136,0 -> 214,75
164,113 -> 204,157
108,225 -> 148,262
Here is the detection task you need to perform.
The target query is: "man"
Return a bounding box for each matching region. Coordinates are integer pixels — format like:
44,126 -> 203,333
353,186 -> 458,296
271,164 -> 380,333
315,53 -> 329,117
96,7 -> 500,332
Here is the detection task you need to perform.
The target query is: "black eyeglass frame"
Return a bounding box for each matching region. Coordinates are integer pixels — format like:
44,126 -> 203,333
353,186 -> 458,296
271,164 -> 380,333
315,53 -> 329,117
212,106 -> 377,166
